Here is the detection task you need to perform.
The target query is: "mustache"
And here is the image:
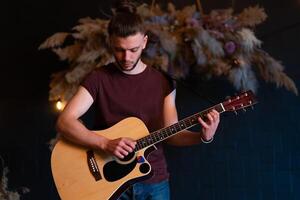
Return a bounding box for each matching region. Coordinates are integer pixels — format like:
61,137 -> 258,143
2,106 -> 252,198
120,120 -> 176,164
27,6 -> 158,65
120,61 -> 134,64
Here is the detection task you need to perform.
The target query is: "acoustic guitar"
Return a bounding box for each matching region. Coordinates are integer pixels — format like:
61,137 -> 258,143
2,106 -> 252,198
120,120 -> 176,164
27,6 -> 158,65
51,90 -> 257,200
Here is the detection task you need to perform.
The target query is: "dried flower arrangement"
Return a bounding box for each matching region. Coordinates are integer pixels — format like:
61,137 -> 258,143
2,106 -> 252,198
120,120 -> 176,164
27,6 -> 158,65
0,157 -> 29,200
39,3 -> 298,104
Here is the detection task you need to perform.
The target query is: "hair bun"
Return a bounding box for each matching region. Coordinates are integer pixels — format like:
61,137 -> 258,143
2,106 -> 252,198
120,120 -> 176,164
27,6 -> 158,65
114,0 -> 137,14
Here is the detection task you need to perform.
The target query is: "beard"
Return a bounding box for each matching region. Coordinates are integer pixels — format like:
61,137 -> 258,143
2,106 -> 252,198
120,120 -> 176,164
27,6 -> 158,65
115,55 -> 142,72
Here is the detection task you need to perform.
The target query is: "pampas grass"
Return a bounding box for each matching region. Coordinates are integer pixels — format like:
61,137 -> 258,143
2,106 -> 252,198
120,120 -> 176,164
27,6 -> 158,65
191,38 -> 207,65
53,44 -> 82,62
174,4 -> 197,25
200,29 -> 224,57
228,56 -> 258,92
238,5 -> 267,27
38,32 -> 69,49
157,30 -> 177,59
40,2 -> 298,103
76,50 -> 102,63
252,50 -> 298,95
238,28 -> 262,53
72,17 -> 108,40
209,59 -> 231,76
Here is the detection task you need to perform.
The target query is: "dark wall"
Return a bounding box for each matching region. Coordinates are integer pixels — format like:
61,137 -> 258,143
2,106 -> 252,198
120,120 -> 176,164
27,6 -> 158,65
0,0 -> 299,200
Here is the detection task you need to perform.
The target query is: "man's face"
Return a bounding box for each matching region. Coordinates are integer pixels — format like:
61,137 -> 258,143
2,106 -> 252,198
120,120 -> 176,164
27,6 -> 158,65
110,32 -> 148,71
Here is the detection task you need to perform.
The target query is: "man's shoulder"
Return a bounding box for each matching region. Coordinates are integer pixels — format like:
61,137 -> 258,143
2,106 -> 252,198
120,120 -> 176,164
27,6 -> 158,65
82,63 -> 116,84
148,66 -> 168,78
149,66 -> 174,82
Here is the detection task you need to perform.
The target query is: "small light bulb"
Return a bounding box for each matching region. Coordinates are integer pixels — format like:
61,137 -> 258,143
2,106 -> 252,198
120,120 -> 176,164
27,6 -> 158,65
56,100 -> 65,111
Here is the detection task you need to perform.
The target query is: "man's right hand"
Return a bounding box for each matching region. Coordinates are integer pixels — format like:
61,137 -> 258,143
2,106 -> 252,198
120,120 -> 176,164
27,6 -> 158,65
102,137 -> 136,159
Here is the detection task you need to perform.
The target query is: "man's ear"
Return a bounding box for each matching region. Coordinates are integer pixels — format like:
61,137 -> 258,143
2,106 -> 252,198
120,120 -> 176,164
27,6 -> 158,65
143,35 -> 148,49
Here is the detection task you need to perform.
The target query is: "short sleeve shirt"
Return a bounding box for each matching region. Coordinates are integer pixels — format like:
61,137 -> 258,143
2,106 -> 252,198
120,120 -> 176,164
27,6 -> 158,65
81,63 -> 174,183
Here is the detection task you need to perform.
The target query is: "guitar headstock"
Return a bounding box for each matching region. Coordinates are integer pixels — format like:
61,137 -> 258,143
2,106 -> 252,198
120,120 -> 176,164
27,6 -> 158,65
222,90 -> 257,112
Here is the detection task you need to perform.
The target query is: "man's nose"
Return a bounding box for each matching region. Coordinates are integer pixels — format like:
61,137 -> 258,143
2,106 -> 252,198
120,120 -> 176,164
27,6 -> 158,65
123,50 -> 131,60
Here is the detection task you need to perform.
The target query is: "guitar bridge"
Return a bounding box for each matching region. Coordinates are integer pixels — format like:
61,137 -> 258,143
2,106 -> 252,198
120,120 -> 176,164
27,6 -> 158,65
87,150 -> 102,181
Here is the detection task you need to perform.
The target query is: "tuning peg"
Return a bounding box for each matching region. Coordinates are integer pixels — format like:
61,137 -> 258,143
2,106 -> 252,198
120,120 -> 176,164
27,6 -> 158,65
251,106 -> 255,110
242,108 -> 247,112
234,110 -> 238,115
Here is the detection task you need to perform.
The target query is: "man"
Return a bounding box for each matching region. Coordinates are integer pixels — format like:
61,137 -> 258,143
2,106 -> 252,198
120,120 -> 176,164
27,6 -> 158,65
56,1 -> 220,199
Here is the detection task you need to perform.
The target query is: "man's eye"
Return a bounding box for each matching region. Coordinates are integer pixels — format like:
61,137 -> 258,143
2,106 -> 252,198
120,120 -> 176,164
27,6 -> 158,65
131,48 -> 139,52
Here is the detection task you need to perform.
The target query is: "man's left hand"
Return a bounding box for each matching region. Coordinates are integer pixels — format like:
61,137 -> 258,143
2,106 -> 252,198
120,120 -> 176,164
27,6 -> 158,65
198,109 -> 220,141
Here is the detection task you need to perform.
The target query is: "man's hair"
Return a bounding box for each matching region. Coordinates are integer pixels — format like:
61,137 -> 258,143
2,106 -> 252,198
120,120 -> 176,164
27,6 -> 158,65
108,0 -> 145,37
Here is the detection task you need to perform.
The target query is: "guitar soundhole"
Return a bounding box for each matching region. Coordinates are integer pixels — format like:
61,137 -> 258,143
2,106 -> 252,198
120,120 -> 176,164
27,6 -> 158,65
139,163 -> 150,174
103,158 -> 137,182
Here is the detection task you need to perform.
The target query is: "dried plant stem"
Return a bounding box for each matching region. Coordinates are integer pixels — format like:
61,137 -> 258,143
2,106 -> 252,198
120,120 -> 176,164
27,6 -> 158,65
151,0 -> 156,13
231,0 -> 236,9
0,156 -> 8,199
195,0 -> 204,15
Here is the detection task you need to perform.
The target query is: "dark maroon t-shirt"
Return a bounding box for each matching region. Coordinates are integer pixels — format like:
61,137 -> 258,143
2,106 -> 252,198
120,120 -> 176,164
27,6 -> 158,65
81,63 -> 174,183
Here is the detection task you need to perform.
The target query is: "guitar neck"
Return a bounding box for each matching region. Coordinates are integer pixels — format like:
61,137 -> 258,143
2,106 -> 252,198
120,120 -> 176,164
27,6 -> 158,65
135,103 -> 225,151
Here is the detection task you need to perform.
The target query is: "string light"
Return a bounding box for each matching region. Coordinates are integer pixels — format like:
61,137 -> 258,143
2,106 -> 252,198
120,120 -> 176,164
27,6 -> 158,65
55,99 -> 66,111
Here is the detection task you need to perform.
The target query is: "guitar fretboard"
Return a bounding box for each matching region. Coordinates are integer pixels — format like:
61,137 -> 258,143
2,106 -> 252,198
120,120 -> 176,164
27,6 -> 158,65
135,103 -> 225,151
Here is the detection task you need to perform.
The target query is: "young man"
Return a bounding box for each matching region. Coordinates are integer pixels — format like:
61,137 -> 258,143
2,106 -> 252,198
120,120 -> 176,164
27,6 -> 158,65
56,1 -> 220,199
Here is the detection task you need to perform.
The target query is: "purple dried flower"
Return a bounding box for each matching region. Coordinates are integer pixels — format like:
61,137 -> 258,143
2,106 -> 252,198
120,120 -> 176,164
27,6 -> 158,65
185,18 -> 200,27
224,41 -> 236,55
147,15 -> 170,25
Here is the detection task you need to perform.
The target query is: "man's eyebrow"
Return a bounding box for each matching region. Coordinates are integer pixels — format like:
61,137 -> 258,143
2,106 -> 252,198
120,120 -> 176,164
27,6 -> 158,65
114,46 -> 140,51
130,46 -> 139,50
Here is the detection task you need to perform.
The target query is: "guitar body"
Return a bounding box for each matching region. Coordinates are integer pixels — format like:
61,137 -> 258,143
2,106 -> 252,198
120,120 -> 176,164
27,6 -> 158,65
51,117 -> 155,200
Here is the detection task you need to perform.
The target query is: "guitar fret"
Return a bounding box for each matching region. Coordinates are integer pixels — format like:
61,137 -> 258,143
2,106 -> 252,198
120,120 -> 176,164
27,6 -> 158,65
149,134 -> 154,143
149,134 -> 153,143
165,128 -> 171,137
143,139 -> 147,147
140,140 -> 144,149
147,136 -> 153,144
158,132 -> 162,141
189,118 -> 195,125
169,126 -> 174,134
154,133 -> 159,143
157,131 -> 163,141
157,131 -> 163,140
160,132 -> 164,140
175,124 -> 180,131
182,119 -> 189,127
153,131 -> 159,142
162,129 -> 167,138
136,141 -> 141,150
179,121 -> 185,129
196,113 -> 202,119
155,133 -> 160,141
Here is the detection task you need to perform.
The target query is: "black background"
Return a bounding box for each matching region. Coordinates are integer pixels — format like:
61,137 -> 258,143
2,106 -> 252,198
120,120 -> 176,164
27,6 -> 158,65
1,0 -> 300,199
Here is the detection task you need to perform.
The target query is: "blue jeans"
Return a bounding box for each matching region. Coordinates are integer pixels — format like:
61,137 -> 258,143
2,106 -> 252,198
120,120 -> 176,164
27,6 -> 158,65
118,180 -> 170,200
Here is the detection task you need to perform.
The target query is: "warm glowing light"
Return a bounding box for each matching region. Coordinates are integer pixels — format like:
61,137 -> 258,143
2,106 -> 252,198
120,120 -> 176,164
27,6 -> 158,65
56,100 -> 66,111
